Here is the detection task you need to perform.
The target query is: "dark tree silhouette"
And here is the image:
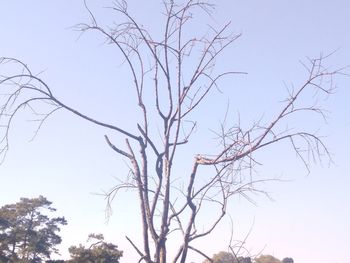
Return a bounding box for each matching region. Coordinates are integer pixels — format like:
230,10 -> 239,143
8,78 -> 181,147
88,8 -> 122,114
282,258 -> 294,263
0,196 -> 67,262
67,233 -> 122,263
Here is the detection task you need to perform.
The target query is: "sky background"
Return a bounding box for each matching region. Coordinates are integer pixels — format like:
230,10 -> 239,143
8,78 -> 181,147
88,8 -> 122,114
0,1 -> 349,262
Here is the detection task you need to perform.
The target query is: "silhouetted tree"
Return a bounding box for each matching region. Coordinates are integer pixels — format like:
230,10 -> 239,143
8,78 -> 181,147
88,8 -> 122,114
282,258 -> 293,263
0,196 -> 67,262
239,257 -> 252,263
67,233 -> 122,263
203,251 -> 252,263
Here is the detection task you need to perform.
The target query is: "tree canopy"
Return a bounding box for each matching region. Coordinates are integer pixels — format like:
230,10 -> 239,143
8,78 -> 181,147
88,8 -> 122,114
208,251 -> 252,263
67,233 -> 122,263
281,258 -> 294,263
0,196 -> 67,262
0,198 -> 122,263
254,255 -> 281,263
203,252 -> 293,263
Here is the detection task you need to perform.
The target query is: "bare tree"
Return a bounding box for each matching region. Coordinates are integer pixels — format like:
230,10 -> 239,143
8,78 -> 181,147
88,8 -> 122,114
0,1 -> 343,262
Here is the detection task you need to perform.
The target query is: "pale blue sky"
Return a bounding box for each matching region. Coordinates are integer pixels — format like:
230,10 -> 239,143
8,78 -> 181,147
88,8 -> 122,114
0,1 -> 349,262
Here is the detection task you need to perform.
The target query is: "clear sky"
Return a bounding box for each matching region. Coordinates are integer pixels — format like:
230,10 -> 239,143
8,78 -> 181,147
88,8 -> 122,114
0,1 -> 349,262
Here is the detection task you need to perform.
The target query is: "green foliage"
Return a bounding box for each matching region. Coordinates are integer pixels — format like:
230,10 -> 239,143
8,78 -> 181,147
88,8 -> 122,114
254,255 -> 281,263
0,196 -> 67,262
67,233 -> 122,263
203,252 -> 293,263
211,251 -> 235,263
203,251 -> 252,263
